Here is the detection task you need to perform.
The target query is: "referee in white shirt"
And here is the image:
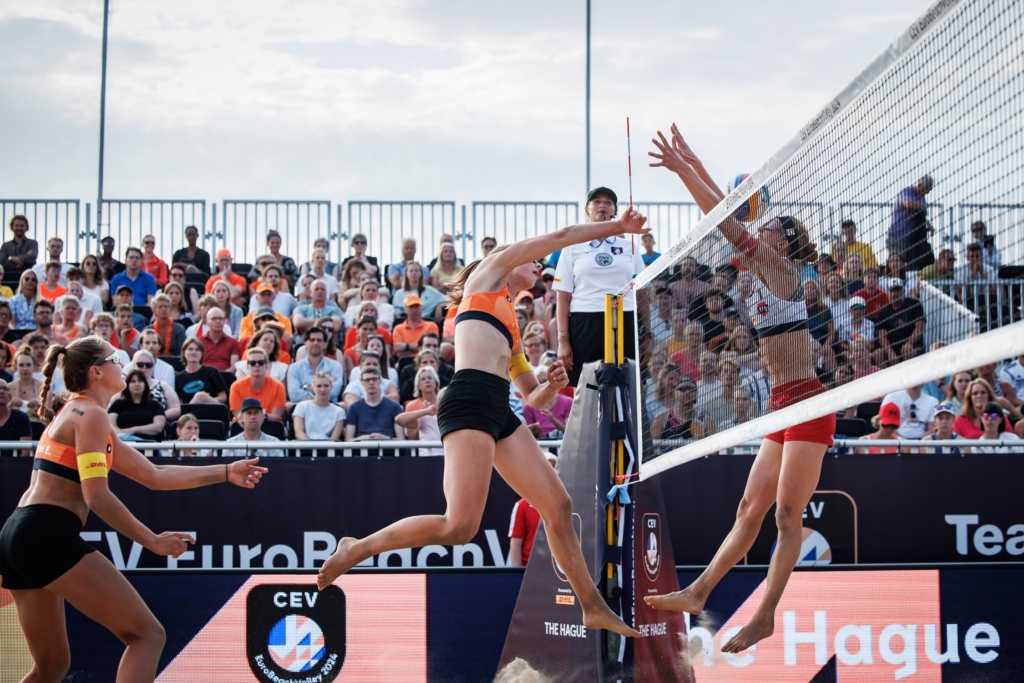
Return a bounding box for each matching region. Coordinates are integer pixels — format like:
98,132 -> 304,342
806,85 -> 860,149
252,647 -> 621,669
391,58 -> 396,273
554,187 -> 645,387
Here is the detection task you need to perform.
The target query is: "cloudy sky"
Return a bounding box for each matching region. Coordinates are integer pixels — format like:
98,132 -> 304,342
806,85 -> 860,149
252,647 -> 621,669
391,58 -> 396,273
1,0 -> 932,209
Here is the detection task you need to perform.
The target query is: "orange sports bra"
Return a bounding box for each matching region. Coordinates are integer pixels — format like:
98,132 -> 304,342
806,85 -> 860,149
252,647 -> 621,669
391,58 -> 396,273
455,286 -> 521,351
33,396 -> 115,484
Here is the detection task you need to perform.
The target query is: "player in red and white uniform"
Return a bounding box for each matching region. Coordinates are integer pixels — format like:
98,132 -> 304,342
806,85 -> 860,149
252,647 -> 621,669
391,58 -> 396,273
645,124 -> 836,653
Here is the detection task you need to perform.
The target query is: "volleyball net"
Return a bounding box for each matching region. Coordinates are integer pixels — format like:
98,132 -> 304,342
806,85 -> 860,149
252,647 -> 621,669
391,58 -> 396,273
633,0 -> 1024,478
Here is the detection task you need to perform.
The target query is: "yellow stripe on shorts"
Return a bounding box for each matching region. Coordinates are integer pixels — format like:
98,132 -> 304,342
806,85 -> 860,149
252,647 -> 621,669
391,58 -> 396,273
77,452 -> 109,480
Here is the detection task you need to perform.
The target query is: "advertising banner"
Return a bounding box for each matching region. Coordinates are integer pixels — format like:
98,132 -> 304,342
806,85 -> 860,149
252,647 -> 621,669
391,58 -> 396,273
2,451 -> 1022,570
2,574 -> 426,683
0,457 -> 522,571
676,567 -> 1023,682
657,453 -> 1024,566
2,568 -> 1019,681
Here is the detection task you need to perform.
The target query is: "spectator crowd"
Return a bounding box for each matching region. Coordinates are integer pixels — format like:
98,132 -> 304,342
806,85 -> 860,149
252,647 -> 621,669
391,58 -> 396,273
0,178 -> 1021,459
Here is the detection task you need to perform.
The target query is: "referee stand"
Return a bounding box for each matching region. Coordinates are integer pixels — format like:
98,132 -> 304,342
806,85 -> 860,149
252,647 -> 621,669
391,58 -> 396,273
498,295 -> 692,682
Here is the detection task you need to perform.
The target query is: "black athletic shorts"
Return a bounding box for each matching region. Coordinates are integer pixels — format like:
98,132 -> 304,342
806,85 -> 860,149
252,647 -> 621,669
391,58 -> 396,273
0,504 -> 95,590
566,310 -> 637,387
438,369 -> 523,442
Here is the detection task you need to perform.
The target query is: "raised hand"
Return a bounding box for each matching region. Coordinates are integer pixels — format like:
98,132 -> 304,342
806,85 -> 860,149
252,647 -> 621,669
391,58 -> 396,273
618,207 -> 649,236
228,457 -> 269,489
669,123 -> 701,165
649,129 -> 690,175
148,531 -> 195,558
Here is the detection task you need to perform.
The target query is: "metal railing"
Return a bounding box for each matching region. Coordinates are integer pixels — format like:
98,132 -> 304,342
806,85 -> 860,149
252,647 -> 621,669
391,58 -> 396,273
1,198 -> 1020,275
927,277 -> 1024,332
957,203 -> 1024,264
221,200 -> 332,267
100,200 -> 207,263
0,199 -> 81,259
0,439 -> 565,458
836,201 -> 949,255
632,201 -> 703,251
2,438 -> 1019,458
470,202 -> 579,261
347,201 -> 459,269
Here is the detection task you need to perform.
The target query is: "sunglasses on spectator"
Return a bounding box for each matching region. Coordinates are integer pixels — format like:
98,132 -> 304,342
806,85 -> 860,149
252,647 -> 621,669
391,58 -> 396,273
352,240 -> 366,245
981,412 -> 1002,420
143,240 -> 155,246
881,423 -> 898,429
93,352 -> 123,367
135,362 -> 154,369
259,261 -> 273,267
248,359 -> 267,367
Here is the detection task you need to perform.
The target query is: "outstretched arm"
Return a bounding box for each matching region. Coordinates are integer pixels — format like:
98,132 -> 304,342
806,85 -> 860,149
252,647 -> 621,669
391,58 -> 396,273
650,124 -> 750,249
476,210 -> 649,289
110,433 -> 268,491
650,123 -> 799,295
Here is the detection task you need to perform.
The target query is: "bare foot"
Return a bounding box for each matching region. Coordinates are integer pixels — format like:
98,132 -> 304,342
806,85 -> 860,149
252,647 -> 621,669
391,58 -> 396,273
582,604 -> 642,638
316,537 -> 359,590
644,586 -> 705,614
721,614 -> 774,653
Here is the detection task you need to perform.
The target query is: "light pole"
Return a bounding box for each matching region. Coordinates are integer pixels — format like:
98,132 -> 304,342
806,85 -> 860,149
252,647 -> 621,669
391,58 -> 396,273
585,0 -> 591,195
97,0 -> 110,241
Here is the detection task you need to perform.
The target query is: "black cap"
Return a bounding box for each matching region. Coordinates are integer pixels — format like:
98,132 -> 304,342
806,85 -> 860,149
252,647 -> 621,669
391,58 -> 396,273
240,397 -> 263,412
586,187 -> 618,205
255,307 -> 277,320
724,307 -> 741,317
115,284 -> 133,294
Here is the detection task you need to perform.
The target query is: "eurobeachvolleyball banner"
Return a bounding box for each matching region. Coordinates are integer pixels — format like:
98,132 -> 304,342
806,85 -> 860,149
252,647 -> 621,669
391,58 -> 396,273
1,450 -> 1022,571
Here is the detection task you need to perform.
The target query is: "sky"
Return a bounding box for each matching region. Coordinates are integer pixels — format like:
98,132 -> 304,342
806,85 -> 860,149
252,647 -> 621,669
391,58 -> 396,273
1,0 -> 934,207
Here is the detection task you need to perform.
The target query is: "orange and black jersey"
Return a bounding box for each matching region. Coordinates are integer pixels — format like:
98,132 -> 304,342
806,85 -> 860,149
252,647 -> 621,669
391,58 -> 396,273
32,397 -> 115,483
455,285 -> 521,351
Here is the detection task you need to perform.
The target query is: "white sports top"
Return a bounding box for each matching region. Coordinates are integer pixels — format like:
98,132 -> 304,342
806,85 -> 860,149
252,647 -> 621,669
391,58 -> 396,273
552,237 -> 645,312
746,273 -> 808,338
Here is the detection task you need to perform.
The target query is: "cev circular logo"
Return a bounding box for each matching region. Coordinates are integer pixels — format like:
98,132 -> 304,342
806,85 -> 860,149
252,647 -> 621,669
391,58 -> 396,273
268,615 -> 326,673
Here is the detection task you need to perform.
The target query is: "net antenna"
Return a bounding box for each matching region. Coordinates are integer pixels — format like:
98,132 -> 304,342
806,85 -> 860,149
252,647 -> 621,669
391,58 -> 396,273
633,0 -> 1024,478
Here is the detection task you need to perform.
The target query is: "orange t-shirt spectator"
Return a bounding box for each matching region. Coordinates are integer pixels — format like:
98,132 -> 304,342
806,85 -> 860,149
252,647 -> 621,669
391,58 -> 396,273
228,348 -> 286,420
239,290 -> 294,340
39,262 -> 67,304
391,294 -> 440,359
206,248 -> 249,306
141,235 -> 170,288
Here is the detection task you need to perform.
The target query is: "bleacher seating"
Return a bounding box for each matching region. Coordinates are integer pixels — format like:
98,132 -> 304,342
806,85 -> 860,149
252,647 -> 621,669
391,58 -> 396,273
180,403 -> 230,426
835,418 -> 872,438
197,419 -> 227,441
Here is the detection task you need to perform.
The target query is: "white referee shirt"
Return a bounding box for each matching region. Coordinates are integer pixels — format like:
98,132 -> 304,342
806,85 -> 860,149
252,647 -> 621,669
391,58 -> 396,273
552,236 -> 644,312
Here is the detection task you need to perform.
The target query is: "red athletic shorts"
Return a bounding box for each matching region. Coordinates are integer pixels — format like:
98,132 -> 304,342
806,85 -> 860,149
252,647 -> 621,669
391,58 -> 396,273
764,378 -> 835,447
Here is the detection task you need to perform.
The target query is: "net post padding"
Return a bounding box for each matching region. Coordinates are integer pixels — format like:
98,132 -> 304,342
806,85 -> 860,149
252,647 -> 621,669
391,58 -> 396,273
641,321 -> 1024,479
